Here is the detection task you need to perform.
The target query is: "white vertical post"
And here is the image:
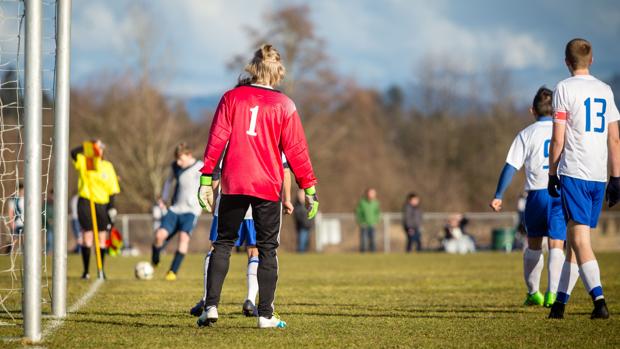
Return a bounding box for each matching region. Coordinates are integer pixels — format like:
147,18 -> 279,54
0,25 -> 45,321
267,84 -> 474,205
23,0 -> 43,342
314,212 -> 322,252
52,0 -> 72,319
121,214 -> 130,249
383,214 -> 390,254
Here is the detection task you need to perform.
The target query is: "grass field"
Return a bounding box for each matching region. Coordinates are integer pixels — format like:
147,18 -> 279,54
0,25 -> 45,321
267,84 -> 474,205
1,252 -> 620,348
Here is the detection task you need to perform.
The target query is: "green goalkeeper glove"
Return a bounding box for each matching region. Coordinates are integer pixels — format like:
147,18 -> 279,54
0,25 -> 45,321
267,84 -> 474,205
198,175 -> 214,213
304,186 -> 319,219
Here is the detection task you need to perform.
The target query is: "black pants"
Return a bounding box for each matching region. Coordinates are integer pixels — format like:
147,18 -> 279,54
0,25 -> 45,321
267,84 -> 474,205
205,195 -> 281,318
405,228 -> 422,252
77,197 -> 110,231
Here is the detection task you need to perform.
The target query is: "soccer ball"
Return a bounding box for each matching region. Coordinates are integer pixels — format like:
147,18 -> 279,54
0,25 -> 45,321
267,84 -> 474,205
134,261 -> 154,280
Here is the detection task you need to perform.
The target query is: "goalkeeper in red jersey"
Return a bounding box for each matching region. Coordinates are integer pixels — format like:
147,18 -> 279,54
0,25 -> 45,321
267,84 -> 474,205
197,44 -> 319,329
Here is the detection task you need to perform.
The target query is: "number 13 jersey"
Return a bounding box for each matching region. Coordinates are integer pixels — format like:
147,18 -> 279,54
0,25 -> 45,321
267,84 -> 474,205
553,75 -> 620,182
201,84 -> 317,201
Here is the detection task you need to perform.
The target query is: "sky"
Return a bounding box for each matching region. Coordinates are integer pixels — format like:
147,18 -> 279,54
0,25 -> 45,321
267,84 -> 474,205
69,0 -> 620,104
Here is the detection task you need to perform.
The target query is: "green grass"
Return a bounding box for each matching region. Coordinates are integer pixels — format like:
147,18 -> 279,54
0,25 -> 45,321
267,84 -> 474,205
2,252 -> 620,348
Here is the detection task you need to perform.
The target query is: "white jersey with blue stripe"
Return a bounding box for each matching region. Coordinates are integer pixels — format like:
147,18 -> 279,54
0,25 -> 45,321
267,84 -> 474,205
505,118 -> 553,191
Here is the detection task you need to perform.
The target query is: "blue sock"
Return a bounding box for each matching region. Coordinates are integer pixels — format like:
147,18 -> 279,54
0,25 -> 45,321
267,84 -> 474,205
170,251 -> 185,273
557,292 -> 570,304
589,286 -> 604,301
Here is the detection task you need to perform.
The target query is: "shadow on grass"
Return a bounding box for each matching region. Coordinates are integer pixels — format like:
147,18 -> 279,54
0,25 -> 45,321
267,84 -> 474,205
62,317 -> 191,329
62,317 -> 258,330
281,302 -> 530,315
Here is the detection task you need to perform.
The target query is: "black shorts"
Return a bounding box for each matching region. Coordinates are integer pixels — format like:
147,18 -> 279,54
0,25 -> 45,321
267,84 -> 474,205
77,197 -> 110,232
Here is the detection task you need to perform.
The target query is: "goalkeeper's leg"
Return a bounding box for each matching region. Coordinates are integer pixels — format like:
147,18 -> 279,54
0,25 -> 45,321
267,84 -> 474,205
205,195 -> 250,310
253,199 -> 282,319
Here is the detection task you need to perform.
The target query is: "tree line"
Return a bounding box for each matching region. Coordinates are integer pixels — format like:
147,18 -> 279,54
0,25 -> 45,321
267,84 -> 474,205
67,5 -> 618,214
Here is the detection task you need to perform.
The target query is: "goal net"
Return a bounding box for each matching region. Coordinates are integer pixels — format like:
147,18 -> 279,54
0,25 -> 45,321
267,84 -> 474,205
0,0 -> 56,325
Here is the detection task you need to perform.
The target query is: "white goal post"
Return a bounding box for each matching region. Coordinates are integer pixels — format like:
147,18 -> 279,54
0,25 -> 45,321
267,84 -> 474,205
22,0 -> 71,342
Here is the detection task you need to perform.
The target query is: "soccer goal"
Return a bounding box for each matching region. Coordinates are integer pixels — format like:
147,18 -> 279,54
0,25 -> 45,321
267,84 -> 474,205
0,0 -> 71,342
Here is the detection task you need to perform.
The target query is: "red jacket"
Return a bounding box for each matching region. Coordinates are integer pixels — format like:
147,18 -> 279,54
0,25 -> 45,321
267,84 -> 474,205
201,85 -> 317,201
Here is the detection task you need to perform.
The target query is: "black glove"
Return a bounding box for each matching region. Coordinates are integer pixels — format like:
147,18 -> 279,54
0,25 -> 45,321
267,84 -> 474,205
606,177 -> 620,208
548,174 -> 561,198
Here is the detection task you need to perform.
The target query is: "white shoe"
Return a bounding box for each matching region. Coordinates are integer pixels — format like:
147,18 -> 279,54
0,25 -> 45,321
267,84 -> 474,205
197,306 -> 218,327
258,313 -> 287,329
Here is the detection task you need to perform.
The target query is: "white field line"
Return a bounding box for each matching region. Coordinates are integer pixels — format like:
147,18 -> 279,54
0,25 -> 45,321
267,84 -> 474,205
40,278 -> 104,340
2,278 -> 104,344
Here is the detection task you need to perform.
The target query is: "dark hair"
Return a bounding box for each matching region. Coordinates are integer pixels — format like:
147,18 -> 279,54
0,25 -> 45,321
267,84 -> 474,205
565,38 -> 592,70
406,192 -> 418,201
18,183 -> 24,190
532,86 -> 553,116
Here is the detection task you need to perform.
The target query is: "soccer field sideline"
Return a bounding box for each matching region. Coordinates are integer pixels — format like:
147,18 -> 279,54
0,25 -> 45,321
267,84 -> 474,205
2,252 -> 620,348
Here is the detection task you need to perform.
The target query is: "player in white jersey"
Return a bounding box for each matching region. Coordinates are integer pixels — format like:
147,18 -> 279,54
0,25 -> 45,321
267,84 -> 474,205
192,154 -> 293,325
547,38 -> 620,319
490,87 -> 566,307
151,143 -> 204,281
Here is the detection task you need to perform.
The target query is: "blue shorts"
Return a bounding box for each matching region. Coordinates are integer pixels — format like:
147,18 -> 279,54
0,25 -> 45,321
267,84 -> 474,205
560,176 -> 605,228
160,210 -> 198,237
210,216 -> 256,247
524,189 -> 566,240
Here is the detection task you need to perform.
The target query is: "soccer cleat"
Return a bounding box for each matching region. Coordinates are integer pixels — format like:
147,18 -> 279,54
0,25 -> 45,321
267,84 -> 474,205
258,313 -> 287,329
242,299 -> 258,317
197,306 -> 218,327
591,299 -> 610,319
548,302 -> 565,319
190,299 -> 205,317
544,292 -> 557,308
523,291 -> 544,306
165,271 -> 177,281
81,272 -> 90,280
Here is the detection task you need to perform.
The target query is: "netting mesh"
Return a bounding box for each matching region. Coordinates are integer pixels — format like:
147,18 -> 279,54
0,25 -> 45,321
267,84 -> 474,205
0,0 -> 56,323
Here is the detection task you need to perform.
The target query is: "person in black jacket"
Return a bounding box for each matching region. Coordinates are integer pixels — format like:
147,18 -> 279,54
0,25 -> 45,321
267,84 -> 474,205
403,193 -> 423,252
293,189 -> 314,252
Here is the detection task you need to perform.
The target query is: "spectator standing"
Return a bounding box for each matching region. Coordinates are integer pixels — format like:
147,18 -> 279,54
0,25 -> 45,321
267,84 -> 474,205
403,193 -> 423,252
293,189 -> 314,252
355,188 -> 380,253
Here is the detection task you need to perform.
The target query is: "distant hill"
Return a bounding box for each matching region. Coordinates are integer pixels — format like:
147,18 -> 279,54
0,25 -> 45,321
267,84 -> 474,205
183,95 -> 220,120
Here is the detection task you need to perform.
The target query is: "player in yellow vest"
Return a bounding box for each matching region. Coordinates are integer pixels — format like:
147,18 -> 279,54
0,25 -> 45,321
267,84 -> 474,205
71,140 -> 121,279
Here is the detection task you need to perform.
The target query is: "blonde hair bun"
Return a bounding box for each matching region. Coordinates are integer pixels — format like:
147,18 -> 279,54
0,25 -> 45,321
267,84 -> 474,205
238,44 -> 286,87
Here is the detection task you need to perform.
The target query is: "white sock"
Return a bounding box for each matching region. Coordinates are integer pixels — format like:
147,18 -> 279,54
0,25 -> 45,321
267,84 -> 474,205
523,248 -> 543,294
547,248 -> 565,294
579,260 -> 604,301
246,256 -> 259,304
202,252 -> 211,302
557,261 -> 579,303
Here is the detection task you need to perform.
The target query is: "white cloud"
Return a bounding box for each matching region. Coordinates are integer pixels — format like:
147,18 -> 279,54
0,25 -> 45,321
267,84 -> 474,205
68,0 -> 615,101
314,0 -> 550,79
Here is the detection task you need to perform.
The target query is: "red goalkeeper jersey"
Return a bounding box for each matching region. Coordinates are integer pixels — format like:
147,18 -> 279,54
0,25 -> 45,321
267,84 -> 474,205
201,84 -> 317,202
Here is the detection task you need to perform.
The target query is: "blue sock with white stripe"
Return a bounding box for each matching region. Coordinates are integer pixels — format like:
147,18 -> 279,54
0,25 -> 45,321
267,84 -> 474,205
556,261 -> 579,304
579,260 -> 604,302
246,256 -> 259,304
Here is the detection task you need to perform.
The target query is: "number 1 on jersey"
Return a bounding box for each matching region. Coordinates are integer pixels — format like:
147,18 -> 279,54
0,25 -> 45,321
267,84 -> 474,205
246,106 -> 259,136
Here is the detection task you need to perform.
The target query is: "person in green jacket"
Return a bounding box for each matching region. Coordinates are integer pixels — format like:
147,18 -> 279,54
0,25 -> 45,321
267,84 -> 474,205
355,188 -> 380,252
